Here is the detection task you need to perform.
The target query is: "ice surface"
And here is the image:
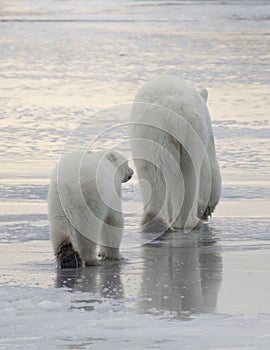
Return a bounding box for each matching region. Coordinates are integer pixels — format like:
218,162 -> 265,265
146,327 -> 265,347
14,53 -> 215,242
1,284 -> 270,350
0,0 -> 270,348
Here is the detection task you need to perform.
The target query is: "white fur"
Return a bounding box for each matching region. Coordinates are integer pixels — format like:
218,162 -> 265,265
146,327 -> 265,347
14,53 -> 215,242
48,150 -> 133,266
129,75 -> 221,232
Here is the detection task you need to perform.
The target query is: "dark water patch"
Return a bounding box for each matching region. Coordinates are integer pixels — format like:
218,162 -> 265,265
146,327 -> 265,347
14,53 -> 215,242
213,217 -> 270,249
222,186 -> 270,201
0,184 -> 48,201
0,214 -> 49,243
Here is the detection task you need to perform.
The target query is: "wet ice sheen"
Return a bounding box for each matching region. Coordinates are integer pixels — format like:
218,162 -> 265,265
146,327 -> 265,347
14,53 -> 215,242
0,0 -> 270,349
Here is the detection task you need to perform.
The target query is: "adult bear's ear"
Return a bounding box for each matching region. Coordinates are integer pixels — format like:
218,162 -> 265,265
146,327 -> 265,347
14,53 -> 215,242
106,151 -> 117,163
199,88 -> 208,102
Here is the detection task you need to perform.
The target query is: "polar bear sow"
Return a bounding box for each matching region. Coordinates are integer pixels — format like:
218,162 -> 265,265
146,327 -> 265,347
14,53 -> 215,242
48,150 -> 133,268
129,75 -> 221,232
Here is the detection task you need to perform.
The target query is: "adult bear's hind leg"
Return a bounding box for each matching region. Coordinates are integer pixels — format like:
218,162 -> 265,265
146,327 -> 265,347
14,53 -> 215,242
141,211 -> 169,233
136,159 -> 170,233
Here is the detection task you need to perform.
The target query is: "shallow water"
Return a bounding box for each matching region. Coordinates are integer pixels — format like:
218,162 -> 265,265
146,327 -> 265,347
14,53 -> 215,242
0,0 -> 270,349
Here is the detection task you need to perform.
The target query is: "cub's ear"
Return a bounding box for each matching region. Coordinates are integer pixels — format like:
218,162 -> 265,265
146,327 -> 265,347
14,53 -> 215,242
199,88 -> 208,102
106,151 -> 118,163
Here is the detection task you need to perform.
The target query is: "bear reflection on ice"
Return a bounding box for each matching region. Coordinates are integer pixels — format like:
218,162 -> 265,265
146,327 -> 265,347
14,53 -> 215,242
129,75 -> 221,232
48,150 -> 133,269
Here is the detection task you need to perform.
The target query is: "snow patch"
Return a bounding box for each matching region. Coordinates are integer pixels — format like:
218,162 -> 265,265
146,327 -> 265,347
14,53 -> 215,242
1,285 -> 270,349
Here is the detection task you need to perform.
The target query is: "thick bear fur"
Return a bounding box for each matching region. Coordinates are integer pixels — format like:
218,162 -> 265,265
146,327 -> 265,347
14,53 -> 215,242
48,150 -> 133,268
129,75 -> 221,232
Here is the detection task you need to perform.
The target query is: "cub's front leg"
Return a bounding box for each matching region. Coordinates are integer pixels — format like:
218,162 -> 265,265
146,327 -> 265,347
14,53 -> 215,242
99,212 -> 124,260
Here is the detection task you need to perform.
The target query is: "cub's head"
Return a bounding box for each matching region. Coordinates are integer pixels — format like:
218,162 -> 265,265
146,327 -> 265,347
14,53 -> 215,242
106,150 -> 134,183
199,88 -> 208,103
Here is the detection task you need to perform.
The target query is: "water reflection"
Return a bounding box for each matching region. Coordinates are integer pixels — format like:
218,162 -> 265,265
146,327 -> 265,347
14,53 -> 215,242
56,260 -> 124,300
56,224 -> 222,316
137,225 -> 222,317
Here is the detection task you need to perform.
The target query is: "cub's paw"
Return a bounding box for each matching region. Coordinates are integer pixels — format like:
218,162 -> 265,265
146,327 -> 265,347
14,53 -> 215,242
85,259 -> 100,267
57,242 -> 82,269
99,247 -> 121,260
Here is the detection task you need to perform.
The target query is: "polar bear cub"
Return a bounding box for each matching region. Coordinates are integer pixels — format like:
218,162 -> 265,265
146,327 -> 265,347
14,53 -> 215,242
48,150 -> 133,268
129,75 -> 221,232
